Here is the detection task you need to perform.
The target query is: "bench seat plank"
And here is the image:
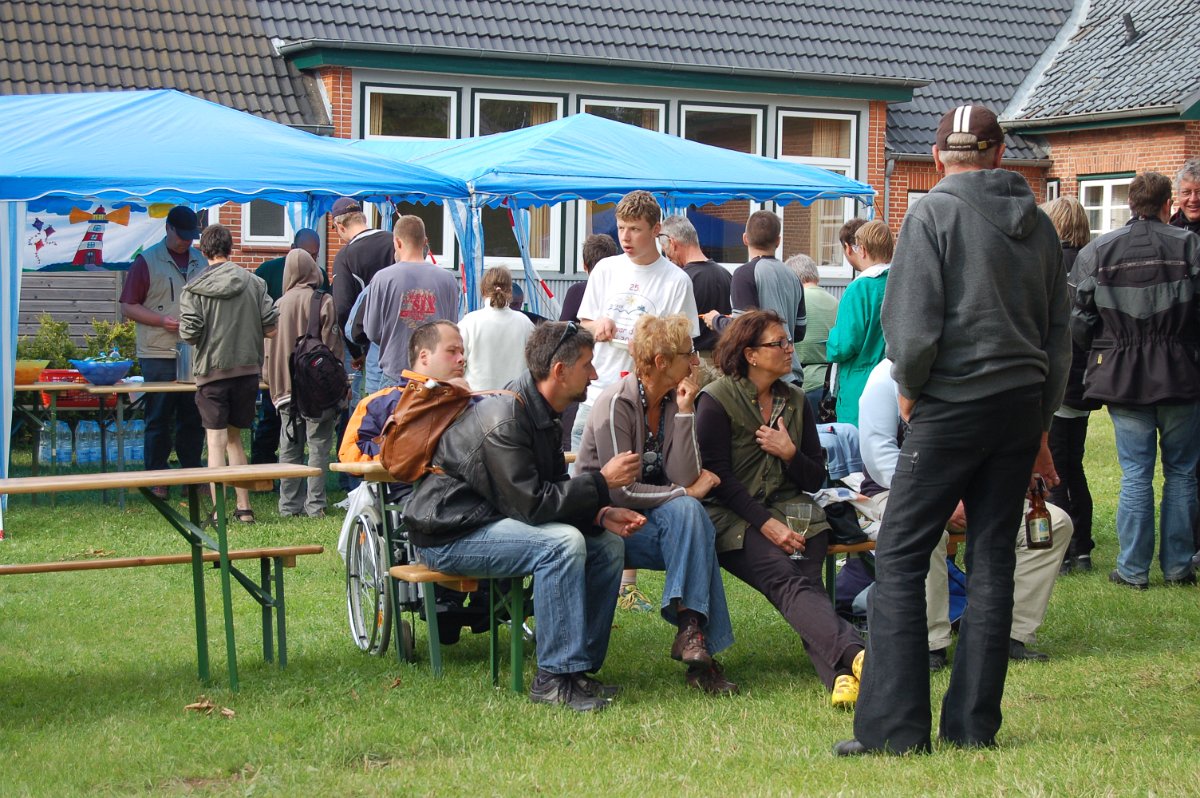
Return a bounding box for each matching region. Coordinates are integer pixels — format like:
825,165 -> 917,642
0,545 -> 324,575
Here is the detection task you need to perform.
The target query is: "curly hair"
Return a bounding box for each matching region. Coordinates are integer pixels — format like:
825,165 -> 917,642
713,309 -> 786,378
629,314 -> 692,374
615,190 -> 661,226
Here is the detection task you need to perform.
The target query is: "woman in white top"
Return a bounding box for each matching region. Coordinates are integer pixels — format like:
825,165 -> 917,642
459,266 -> 536,390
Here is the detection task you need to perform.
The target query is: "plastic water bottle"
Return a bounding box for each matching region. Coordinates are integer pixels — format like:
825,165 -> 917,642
40,420 -> 73,465
130,419 -> 145,463
105,422 -> 120,464
76,420 -> 100,466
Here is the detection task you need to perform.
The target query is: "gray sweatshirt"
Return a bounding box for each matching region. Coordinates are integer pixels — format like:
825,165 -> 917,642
881,168 -> 1070,429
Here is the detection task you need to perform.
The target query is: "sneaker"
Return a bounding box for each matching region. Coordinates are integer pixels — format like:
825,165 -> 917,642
1009,639 -> 1050,662
670,615 -> 713,666
570,672 -> 620,700
1108,569 -> 1148,591
929,648 -> 948,672
149,486 -> 170,500
1058,557 -> 1073,576
1073,554 -> 1093,573
831,674 -> 859,709
685,660 -> 739,696
1165,572 -> 1197,587
851,649 -> 864,681
528,670 -> 610,712
617,583 -> 654,613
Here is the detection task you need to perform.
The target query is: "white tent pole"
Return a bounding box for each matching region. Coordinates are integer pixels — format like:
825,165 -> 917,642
1,200 -> 28,539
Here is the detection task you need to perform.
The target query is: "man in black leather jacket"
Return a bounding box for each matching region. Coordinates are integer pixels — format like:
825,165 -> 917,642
405,321 -> 643,711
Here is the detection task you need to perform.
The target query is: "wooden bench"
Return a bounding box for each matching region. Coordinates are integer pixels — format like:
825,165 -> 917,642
389,563 -> 530,693
0,545 -> 323,668
825,534 -> 967,605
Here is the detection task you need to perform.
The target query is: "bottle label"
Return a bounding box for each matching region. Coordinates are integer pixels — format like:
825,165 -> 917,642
1028,517 -> 1051,544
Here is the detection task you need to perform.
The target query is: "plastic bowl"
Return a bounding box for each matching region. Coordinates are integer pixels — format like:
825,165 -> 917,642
69,359 -> 134,386
14,359 -> 50,384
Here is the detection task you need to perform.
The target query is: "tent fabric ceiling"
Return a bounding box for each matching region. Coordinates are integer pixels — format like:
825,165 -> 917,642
348,113 -> 875,209
0,89 -> 466,206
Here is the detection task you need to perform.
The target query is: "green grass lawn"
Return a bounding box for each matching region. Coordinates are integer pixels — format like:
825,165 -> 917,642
1,418 -> 1198,796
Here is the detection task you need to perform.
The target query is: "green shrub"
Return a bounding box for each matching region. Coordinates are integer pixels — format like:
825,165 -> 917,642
15,313 -> 80,368
82,319 -> 138,374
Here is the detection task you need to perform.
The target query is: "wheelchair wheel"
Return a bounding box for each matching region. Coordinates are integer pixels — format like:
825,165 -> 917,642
398,618 -> 416,663
346,512 -> 392,655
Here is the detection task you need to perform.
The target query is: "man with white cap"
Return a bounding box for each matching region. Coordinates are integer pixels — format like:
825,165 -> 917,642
835,104 -> 1070,755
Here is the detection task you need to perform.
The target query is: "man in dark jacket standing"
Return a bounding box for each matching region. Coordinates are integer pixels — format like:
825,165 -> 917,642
1072,171 -> 1200,589
404,321 -> 642,712
836,105 -> 1070,756
1169,158 -> 1200,560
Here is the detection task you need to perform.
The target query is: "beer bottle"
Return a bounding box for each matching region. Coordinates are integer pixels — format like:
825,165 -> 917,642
1025,474 -> 1052,550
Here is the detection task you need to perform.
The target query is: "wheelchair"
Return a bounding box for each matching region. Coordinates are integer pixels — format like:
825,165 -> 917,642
345,481 -> 534,665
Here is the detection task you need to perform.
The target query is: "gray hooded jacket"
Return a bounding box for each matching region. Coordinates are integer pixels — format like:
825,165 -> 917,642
179,261 -> 277,386
881,168 -> 1070,429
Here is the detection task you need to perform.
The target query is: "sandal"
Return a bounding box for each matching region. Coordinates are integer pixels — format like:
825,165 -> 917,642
233,508 -> 256,525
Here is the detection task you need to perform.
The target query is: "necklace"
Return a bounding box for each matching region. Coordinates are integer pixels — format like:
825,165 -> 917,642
637,378 -> 669,484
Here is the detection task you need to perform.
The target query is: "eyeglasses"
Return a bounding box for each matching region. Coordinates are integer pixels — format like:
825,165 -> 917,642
547,321 -> 580,368
675,346 -> 697,357
655,233 -> 672,246
754,338 -> 794,351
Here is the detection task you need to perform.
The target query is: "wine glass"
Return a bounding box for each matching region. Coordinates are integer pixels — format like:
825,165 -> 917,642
783,502 -> 813,561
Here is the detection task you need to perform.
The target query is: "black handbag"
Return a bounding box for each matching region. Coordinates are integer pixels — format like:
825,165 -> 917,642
824,500 -> 869,545
817,363 -> 837,423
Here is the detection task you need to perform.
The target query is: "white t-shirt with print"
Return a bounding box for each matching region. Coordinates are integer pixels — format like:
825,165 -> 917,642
577,253 -> 699,405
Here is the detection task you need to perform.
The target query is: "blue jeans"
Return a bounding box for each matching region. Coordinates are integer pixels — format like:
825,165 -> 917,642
363,343 -> 384,395
622,497 -> 734,655
140,358 -> 203,471
1109,403 -> 1200,583
417,519 -> 624,674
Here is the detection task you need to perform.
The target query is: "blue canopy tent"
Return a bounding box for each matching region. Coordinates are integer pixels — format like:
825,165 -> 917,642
0,90 -> 468,533
349,113 -> 876,316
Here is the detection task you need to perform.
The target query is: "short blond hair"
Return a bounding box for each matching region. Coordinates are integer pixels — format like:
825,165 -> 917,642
630,314 -> 692,374
392,215 -> 427,249
855,220 -> 894,262
615,190 -> 661,226
1040,197 -> 1090,248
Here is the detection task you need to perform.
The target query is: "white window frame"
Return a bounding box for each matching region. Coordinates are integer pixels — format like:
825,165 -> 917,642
1045,179 -> 1061,202
1081,176 -> 1134,236
473,92 -> 565,271
574,99 -> 668,273
240,200 -> 293,248
680,104 -> 765,269
363,85 -> 458,141
363,85 -> 459,263
776,110 -> 859,280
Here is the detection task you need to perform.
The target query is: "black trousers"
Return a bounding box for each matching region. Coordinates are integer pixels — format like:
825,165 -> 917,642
853,385 -> 1042,752
1048,413 -> 1094,557
719,525 -> 863,689
250,388 -> 280,464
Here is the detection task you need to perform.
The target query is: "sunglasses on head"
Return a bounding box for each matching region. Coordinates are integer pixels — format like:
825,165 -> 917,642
547,321 -> 580,368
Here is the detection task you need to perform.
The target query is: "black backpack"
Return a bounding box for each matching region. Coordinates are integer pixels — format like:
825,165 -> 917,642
288,290 -> 347,424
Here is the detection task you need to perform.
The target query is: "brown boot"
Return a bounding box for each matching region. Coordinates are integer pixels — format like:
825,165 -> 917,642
686,660 -> 739,696
670,612 -> 712,666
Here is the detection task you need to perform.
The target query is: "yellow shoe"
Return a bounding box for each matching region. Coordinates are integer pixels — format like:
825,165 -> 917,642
831,674 -> 859,710
617,583 -> 655,613
852,649 -> 864,682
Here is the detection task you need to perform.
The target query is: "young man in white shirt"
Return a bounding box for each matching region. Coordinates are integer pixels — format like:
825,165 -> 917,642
575,190 -> 700,611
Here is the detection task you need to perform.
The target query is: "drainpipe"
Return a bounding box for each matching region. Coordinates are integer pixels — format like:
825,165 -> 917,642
883,153 -> 897,225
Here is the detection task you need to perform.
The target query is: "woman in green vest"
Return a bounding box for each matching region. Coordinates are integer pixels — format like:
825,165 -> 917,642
696,310 -> 865,708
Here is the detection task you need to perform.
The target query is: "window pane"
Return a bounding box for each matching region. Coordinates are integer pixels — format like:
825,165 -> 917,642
683,110 -> 757,154
780,116 -> 851,159
478,99 -> 558,135
1087,209 -> 1103,231
584,104 -> 660,130
248,199 -> 285,238
782,198 -> 849,267
1112,182 -> 1130,206
1083,185 -> 1104,206
1110,207 -> 1131,228
482,206 -> 550,258
689,202 -> 749,264
370,93 -> 451,138
391,202 -> 447,260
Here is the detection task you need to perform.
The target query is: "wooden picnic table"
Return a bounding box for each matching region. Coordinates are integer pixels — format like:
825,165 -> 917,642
0,463 -> 321,691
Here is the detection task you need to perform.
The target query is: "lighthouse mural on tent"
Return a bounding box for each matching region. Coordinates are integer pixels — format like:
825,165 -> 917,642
69,205 -> 131,267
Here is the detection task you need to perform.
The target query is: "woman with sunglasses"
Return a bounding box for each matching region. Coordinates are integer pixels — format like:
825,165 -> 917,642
576,314 -> 738,695
696,310 -> 865,708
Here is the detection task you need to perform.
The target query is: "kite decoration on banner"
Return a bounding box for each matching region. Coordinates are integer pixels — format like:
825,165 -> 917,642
20,201 -> 177,271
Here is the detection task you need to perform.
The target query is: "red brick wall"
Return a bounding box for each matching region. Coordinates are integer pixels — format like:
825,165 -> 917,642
1043,121 -> 1200,198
